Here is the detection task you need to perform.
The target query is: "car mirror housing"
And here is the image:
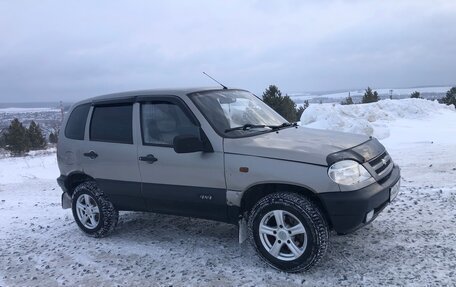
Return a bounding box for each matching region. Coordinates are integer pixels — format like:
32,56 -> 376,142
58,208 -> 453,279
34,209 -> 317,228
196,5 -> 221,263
173,135 -> 205,153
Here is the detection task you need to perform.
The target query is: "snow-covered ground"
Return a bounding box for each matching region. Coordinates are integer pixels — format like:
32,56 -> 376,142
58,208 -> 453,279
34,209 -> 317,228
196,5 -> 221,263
1,99 -> 456,286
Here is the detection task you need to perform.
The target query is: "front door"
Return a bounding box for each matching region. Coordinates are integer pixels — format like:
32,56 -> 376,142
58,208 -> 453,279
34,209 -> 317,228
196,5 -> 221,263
136,97 -> 227,221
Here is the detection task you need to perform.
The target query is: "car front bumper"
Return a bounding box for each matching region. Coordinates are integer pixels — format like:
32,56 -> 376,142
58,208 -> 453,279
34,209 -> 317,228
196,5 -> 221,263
319,164 -> 401,234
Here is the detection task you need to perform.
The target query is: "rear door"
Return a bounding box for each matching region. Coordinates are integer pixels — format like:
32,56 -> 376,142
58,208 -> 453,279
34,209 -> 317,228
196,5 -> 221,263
81,102 -> 145,211
136,96 -> 227,221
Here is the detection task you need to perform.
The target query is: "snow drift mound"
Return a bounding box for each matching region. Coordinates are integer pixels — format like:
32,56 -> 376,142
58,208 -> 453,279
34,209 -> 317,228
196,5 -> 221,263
300,99 -> 455,139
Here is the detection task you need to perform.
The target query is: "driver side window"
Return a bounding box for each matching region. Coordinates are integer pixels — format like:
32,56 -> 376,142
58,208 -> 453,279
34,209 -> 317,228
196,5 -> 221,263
141,102 -> 200,146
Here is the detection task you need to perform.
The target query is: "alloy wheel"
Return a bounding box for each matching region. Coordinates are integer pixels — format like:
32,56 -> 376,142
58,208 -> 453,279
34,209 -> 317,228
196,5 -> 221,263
75,194 -> 100,229
258,210 -> 308,261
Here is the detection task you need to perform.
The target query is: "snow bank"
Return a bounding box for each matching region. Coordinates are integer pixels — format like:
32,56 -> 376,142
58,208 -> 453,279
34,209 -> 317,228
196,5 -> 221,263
300,99 -> 455,140
0,150 -> 58,184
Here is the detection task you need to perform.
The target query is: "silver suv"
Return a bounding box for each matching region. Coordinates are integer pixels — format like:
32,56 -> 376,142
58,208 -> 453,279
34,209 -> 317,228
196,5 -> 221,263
57,88 -> 400,272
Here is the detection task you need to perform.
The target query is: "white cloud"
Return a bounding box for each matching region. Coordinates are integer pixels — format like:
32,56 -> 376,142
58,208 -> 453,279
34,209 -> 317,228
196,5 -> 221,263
0,0 -> 455,101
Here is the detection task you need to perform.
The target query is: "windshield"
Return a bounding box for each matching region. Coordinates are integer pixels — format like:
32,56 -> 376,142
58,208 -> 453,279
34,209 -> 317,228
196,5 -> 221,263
189,90 -> 287,137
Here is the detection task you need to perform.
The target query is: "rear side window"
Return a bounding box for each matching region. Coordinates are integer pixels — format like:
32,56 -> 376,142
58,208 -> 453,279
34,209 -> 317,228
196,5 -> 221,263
90,104 -> 133,144
65,104 -> 91,140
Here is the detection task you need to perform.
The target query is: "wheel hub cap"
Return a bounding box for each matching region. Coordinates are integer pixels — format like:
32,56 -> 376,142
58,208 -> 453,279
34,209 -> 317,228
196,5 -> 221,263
258,210 -> 308,261
76,194 -> 100,230
278,230 -> 288,241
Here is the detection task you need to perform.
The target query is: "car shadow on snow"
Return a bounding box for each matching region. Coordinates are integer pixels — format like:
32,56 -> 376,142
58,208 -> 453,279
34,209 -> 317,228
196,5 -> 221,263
114,211 -> 238,241
101,211 -> 264,270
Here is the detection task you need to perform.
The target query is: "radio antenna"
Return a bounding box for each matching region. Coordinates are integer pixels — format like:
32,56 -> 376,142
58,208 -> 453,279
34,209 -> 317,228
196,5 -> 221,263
202,72 -> 228,89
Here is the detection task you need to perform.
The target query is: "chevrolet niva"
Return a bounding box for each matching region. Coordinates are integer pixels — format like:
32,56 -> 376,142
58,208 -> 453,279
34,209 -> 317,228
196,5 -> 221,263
57,88 -> 400,272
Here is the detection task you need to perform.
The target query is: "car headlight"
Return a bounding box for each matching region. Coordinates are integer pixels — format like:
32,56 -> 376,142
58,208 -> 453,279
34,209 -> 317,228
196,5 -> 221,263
328,160 -> 372,185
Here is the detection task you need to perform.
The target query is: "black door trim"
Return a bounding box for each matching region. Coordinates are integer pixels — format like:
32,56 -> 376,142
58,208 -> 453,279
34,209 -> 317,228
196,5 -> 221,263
142,182 -> 228,222
94,178 -> 229,222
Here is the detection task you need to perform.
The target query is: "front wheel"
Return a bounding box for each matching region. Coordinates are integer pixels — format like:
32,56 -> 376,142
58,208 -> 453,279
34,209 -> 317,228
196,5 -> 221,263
248,192 -> 329,272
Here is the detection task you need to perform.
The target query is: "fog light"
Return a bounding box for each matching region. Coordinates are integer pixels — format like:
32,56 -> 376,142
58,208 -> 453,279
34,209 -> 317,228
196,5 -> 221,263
365,210 -> 374,223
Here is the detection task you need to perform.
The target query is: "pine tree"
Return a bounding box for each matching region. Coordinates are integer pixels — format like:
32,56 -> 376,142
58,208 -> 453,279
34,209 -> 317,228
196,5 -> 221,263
341,93 -> 354,105
303,100 -> 310,110
4,118 -> 30,156
49,132 -> 58,144
0,131 -> 6,148
262,85 -> 298,122
27,121 -> 47,150
296,100 -> 310,121
410,91 -> 421,99
362,87 -> 379,103
439,87 -> 456,108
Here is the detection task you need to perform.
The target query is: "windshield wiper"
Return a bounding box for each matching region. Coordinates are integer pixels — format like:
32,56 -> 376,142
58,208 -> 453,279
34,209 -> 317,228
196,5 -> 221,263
267,122 -> 298,131
224,122 -> 297,133
225,124 -> 267,133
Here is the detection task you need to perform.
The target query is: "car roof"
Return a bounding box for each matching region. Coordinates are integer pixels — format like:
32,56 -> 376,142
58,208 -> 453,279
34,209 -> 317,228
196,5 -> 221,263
74,87 -> 236,106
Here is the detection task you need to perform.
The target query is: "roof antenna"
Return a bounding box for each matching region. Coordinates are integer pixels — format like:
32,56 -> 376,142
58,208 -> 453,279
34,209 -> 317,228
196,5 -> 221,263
202,72 -> 228,89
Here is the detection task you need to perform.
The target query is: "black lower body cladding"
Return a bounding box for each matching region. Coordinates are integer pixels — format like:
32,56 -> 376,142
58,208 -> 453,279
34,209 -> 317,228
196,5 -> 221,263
319,164 -> 401,234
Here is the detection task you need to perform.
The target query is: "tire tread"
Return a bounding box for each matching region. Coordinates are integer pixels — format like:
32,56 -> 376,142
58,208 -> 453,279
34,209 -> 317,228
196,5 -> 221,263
72,181 -> 118,238
247,192 -> 329,272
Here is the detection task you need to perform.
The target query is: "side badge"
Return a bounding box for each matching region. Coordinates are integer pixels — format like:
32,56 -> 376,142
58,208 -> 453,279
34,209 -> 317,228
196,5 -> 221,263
200,195 -> 213,201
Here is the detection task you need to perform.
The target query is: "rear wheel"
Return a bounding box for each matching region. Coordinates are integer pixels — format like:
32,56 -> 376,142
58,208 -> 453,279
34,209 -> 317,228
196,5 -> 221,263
248,192 -> 329,272
71,181 -> 118,238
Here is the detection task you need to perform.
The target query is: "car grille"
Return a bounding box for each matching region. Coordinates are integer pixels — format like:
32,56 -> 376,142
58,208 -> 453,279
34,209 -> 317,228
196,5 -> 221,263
368,151 -> 394,182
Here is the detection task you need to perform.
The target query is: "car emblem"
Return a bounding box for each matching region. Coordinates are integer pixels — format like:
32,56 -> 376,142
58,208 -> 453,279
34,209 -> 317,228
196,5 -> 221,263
381,158 -> 388,166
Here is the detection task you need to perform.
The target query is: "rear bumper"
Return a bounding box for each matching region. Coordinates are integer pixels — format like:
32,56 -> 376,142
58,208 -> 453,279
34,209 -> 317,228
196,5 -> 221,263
319,164 -> 401,234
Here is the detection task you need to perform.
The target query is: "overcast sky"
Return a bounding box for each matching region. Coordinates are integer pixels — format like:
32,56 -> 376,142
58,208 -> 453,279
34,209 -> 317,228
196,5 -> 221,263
0,0 -> 455,102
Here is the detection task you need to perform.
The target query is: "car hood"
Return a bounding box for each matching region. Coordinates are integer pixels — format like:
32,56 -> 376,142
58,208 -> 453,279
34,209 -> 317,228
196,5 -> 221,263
223,127 -> 370,166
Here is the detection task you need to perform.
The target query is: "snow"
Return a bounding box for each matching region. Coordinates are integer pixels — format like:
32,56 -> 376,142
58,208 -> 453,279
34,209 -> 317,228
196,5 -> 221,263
0,149 -> 57,184
301,98 -> 456,140
1,99 -> 456,286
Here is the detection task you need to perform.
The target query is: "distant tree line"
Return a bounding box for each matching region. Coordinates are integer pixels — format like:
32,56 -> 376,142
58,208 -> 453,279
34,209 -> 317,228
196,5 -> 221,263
339,86 -> 456,107
341,87 -> 380,105
0,118 -> 57,156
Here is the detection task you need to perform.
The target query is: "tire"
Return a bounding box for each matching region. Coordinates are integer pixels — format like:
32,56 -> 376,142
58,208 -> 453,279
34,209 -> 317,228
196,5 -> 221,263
71,181 -> 119,238
248,192 -> 329,272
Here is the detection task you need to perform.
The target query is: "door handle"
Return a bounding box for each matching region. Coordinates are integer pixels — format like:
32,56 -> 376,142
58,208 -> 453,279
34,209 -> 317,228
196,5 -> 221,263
83,151 -> 98,159
139,154 -> 158,164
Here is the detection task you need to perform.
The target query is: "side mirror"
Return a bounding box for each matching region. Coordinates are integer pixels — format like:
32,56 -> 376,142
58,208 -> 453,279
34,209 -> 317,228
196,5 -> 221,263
173,135 -> 205,153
